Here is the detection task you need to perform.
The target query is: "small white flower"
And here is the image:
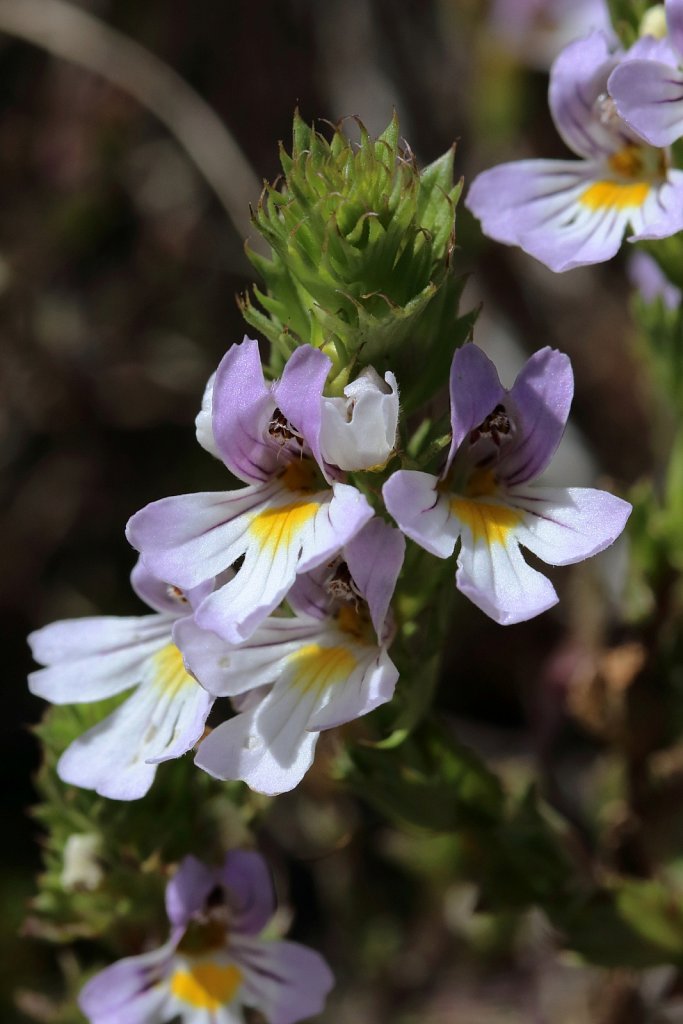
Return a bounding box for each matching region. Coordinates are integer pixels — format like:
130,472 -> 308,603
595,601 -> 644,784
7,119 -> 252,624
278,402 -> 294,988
61,834 -> 104,892
320,366 -> 399,471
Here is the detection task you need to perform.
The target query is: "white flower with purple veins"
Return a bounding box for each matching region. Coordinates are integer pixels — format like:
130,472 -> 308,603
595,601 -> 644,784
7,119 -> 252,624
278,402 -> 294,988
127,337 -> 373,645
178,518 -> 403,796
383,345 -> 631,626
79,849 -> 334,1024
466,30 -> 683,272
28,561 -> 213,800
609,0 -> 683,148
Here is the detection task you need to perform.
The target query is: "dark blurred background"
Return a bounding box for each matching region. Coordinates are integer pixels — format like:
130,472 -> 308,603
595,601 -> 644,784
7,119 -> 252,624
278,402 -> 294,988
1,1 -> 655,1020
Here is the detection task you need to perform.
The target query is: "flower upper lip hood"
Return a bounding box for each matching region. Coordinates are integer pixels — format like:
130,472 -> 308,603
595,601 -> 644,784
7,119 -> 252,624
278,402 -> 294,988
465,30 -> 683,272
383,343 -> 632,625
126,337 -> 374,645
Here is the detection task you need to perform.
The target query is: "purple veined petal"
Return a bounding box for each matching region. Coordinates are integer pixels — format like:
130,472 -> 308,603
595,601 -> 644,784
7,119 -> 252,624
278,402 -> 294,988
456,537 -> 559,625
446,344 -> 507,469
465,158 -> 595,249
166,855 -> 217,929
272,345 -> 333,479
629,169 -> 683,240
517,182 -> 634,271
668,0 -> 683,58
383,470 -> 459,559
628,250 -> 682,309
232,935 -> 334,1024
549,31 -> 625,159
79,940 -> 176,1024
126,481 -> 281,590
285,566 -> 332,620
195,687 -> 320,796
221,850 -> 276,936
344,517 -> 405,638
505,484 -> 632,565
174,614 -> 323,698
498,347 -> 574,487
307,645 -> 399,732
57,645 -> 211,800
609,60 -> 683,147
194,482 -> 373,644
28,615 -> 170,703
211,336 -> 280,484
195,370 -> 221,460
130,557 -> 195,617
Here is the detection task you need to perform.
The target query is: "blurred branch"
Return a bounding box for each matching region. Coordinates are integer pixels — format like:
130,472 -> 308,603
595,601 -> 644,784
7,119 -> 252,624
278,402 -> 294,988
0,0 -> 264,250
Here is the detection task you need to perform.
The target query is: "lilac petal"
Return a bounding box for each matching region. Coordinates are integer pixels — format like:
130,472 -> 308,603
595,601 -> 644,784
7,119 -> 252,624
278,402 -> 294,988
79,942 -> 175,1024
212,336 -> 279,484
609,60 -> 683,147
58,658 -> 211,800
307,646 -> 399,731
549,31 -> 623,159
165,854 -> 216,928
28,615 -> 169,703
669,0 -> 683,58
629,170 -> 683,241
195,692 -> 319,796
130,558 -> 191,617
233,935 -> 334,1024
383,470 -> 459,559
221,850 -> 276,936
272,345 -> 332,478
456,527 -> 558,625
174,614 -> 322,698
194,483 -> 373,644
508,484 -> 632,564
285,567 -> 331,620
499,347 -> 574,486
517,187 -> 631,271
126,483 -> 278,590
446,344 -> 506,470
344,517 -> 405,638
628,250 -> 682,309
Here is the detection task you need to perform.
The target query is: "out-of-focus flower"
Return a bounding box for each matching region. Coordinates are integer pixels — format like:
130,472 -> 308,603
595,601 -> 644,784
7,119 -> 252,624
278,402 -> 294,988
184,518 -> 403,795
489,0 -> 613,69
609,0 -> 683,148
60,834 -> 104,892
466,31 -> 683,272
127,337 -> 373,645
79,850 -> 334,1024
28,560 -> 213,800
383,344 -> 631,625
628,250 -> 682,308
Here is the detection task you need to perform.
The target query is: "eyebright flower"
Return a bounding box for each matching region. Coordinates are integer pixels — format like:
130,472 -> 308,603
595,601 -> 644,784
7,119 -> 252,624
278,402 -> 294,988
181,518 -> 404,795
28,560 -> 213,800
628,250 -> 682,309
466,31 -> 683,272
609,0 -> 683,148
383,344 -> 631,625
126,337 -> 374,645
319,366 -> 399,472
78,849 -> 334,1024
489,0 -> 612,69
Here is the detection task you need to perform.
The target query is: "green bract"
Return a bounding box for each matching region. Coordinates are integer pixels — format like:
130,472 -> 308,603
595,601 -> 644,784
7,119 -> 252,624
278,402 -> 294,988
241,113 -> 470,406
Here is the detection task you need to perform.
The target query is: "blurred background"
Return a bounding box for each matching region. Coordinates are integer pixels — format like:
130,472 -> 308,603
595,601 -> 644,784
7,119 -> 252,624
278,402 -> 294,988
1,1 -> 660,1021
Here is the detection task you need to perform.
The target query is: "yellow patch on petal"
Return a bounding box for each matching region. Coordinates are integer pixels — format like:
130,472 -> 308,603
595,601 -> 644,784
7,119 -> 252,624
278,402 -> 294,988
151,643 -> 195,695
289,643 -> 357,694
170,961 -> 243,1010
451,498 -> 522,547
580,179 -> 650,211
250,497 -> 321,553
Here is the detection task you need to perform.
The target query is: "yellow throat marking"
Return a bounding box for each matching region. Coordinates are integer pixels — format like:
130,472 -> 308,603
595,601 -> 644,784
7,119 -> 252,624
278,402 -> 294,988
580,179 -> 650,211
290,643 -> 357,694
450,469 -> 521,546
250,498 -> 321,553
152,643 -> 195,695
580,145 -> 659,212
170,961 -> 243,1010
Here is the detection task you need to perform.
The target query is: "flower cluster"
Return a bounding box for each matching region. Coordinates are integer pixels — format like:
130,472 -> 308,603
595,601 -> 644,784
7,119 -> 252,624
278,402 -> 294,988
467,15 -> 683,271
79,849 -> 334,1024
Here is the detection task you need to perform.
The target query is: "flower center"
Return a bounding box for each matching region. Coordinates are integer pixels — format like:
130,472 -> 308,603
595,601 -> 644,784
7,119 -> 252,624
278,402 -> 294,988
170,961 -> 243,1010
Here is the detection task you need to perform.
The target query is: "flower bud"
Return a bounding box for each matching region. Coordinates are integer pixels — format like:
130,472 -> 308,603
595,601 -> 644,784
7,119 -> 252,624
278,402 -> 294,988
320,367 -> 399,471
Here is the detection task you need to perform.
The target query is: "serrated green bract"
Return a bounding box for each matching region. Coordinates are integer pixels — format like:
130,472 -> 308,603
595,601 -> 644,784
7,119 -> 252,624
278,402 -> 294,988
241,112 -> 470,405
